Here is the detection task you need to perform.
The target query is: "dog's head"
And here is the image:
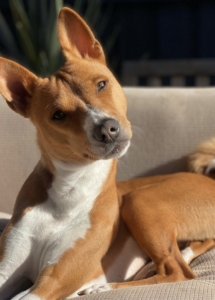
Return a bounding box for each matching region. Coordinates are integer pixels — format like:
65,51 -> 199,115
0,8 -> 131,164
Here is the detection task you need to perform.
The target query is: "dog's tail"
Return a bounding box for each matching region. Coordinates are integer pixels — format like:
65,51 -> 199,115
188,137 -> 215,178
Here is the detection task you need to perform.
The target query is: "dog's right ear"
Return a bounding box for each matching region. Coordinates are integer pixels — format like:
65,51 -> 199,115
58,8 -> 106,65
0,57 -> 37,118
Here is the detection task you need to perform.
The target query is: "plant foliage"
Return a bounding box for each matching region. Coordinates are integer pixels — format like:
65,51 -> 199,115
0,0 -> 119,76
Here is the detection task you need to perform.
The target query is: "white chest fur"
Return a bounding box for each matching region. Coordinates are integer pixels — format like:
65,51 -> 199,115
48,159 -> 112,219
3,159 -> 112,282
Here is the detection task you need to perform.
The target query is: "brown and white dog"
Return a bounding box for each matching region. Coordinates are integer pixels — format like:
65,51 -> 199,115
0,7 -> 215,300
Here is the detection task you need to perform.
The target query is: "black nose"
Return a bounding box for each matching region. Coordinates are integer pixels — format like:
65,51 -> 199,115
93,118 -> 120,143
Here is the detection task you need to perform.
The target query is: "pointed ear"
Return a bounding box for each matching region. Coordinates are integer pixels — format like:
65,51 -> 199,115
0,57 -> 37,118
58,8 -> 106,65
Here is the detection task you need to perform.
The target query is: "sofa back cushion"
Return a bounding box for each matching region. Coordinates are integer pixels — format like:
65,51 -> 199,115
117,87 -> 215,180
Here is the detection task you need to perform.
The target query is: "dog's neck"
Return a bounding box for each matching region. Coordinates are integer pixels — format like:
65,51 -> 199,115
43,158 -> 114,217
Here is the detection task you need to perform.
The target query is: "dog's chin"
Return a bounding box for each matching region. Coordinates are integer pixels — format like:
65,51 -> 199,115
84,140 -> 130,161
103,140 -> 130,159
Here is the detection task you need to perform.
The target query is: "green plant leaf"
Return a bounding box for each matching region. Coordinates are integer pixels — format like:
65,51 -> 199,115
39,50 -> 49,77
27,0 -> 38,48
97,4 -> 113,37
0,0 -> 119,76
47,0 -> 63,73
104,25 -> 121,55
9,0 -> 32,36
85,0 -> 102,28
14,21 -> 38,71
73,0 -> 85,14
0,11 -> 20,57
28,0 -> 37,23
55,0 -> 63,14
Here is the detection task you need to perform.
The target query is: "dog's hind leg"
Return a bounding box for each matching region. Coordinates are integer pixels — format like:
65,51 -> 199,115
120,188 -> 197,284
119,189 -> 215,289
80,234 -> 196,295
105,240 -> 215,292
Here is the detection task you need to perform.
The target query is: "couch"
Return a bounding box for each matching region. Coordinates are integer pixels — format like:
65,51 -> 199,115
0,87 -> 215,299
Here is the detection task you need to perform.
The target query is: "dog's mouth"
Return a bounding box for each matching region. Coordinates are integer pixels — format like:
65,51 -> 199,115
84,139 -> 130,161
104,139 -> 130,159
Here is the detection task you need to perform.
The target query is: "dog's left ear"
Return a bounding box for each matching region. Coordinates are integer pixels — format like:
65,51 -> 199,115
58,7 -> 106,65
0,57 -> 37,117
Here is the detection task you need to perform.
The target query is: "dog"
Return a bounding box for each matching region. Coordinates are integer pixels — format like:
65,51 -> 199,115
0,7 -> 215,300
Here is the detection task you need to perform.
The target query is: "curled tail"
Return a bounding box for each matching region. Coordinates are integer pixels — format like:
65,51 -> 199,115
188,137 -> 215,178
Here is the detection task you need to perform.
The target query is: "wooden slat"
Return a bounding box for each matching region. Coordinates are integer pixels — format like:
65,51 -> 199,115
171,76 -> 185,86
123,59 -> 215,77
122,70 -> 139,86
147,76 -> 162,86
195,75 -> 210,86
122,59 -> 215,86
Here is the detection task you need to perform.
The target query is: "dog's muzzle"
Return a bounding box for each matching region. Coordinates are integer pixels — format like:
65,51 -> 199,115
91,118 -> 130,159
84,112 -> 131,160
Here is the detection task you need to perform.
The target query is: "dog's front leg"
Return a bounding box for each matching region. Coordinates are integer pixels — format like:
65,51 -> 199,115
0,222 -> 32,298
15,233 -> 107,300
16,259 -> 102,300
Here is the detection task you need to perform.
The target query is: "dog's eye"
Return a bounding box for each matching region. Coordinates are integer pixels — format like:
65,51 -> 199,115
97,81 -> 106,92
53,111 -> 66,121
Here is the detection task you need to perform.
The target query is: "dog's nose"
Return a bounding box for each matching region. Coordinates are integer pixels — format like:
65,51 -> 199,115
93,118 -> 120,143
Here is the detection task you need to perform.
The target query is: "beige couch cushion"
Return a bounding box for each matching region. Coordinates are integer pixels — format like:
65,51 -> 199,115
0,97 -> 39,214
118,87 -> 215,180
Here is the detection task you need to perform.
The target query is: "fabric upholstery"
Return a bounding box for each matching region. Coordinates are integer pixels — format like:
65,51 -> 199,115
0,88 -> 215,299
118,87 -> 215,180
0,98 -> 39,214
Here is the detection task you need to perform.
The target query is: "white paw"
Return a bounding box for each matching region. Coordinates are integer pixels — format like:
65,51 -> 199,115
78,283 -> 111,295
20,294 -> 40,300
11,289 -> 30,300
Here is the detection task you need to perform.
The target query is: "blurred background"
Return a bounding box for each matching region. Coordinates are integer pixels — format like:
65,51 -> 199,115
1,0 -> 215,87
